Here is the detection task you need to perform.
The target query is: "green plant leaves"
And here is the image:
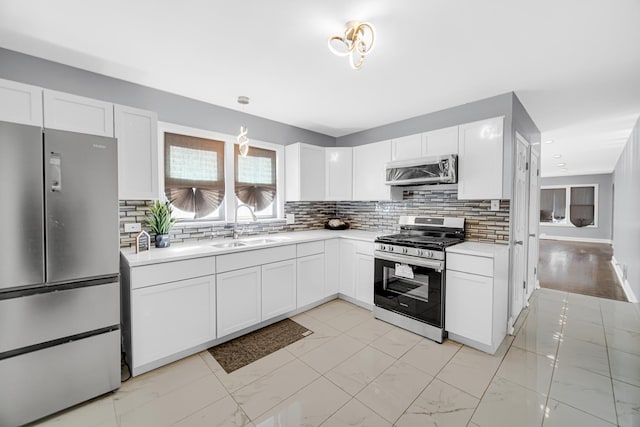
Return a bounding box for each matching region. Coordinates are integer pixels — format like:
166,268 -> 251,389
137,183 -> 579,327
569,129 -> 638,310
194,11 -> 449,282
144,200 -> 176,234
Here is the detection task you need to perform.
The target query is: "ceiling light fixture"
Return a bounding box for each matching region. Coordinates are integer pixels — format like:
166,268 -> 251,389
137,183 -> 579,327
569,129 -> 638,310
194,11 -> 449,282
328,21 -> 375,70
553,154 -> 562,159
237,96 -> 250,157
544,140 -> 554,144
556,162 -> 566,167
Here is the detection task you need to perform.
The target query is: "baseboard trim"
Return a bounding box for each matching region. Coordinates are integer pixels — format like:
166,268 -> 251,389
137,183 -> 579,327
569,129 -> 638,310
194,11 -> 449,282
540,235 -> 612,244
611,257 -> 638,303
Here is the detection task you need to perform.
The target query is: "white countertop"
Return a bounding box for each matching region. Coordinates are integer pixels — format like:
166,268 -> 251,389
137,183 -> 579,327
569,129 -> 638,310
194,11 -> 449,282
121,229 -> 379,267
446,241 -> 510,258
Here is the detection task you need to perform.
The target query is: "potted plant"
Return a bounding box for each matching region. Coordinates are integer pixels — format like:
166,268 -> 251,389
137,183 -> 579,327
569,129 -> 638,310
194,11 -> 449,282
145,200 -> 176,248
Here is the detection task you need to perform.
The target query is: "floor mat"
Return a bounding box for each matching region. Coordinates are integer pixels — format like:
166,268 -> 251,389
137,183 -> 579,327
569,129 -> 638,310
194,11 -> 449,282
208,318 -> 313,373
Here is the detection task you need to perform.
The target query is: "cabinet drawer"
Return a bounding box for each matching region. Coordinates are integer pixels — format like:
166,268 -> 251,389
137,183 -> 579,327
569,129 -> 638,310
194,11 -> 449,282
297,241 -> 324,257
130,257 -> 216,289
216,245 -> 296,273
355,240 -> 374,256
447,253 -> 493,277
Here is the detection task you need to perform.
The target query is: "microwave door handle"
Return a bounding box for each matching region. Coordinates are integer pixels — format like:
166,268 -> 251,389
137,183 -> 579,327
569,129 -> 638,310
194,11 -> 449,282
374,251 -> 444,272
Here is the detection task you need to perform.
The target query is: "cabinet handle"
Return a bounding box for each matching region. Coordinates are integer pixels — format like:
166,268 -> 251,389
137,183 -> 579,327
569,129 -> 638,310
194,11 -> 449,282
529,234 -> 536,237
514,240 -> 523,245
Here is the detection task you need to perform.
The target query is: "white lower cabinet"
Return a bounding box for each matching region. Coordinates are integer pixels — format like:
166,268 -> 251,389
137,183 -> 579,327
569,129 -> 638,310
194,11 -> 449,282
131,275 -> 216,368
339,239 -> 357,298
297,253 -> 325,307
216,266 -> 261,337
261,259 -> 297,320
324,239 -> 340,296
355,253 -> 374,305
445,270 -> 493,345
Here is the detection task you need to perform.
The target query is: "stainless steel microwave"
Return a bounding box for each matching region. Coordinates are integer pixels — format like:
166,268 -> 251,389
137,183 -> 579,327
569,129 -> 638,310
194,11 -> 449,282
384,154 -> 457,186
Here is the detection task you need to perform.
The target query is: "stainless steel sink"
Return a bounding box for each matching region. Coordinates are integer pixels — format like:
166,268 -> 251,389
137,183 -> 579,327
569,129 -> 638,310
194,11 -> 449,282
211,241 -> 248,249
244,238 -> 279,245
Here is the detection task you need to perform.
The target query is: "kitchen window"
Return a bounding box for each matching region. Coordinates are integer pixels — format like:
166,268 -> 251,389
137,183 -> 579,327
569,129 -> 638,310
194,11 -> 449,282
164,132 -> 225,220
540,184 -> 598,227
234,144 -> 277,218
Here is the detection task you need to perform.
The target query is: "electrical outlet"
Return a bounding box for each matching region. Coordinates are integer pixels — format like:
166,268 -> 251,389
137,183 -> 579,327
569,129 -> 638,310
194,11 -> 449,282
490,200 -> 500,211
124,223 -> 142,232
286,214 -> 295,224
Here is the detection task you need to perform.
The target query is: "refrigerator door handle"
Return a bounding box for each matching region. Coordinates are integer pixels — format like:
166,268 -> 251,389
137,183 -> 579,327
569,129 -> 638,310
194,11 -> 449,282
50,152 -> 62,192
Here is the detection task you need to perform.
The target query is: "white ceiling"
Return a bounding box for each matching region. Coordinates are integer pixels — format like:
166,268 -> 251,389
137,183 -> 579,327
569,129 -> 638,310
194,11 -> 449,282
1,0 -> 639,177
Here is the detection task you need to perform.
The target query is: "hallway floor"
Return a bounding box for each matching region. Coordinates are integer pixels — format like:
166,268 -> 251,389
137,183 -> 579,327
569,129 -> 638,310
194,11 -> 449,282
538,239 -> 627,301
32,291 -> 640,426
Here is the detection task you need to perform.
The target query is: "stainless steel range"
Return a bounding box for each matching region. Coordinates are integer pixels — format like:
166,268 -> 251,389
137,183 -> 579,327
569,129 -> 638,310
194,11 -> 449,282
373,216 -> 465,343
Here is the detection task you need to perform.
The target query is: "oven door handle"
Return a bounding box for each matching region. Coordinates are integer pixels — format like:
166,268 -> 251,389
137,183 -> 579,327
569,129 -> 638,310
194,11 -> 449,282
374,251 -> 444,272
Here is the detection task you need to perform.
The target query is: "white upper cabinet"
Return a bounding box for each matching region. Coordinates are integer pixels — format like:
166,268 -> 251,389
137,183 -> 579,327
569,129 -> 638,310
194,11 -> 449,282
391,134 -> 422,161
43,89 -> 114,137
0,78 -> 43,126
285,143 -> 325,201
325,147 -> 353,200
422,125 -> 459,156
353,140 -> 392,201
457,117 -> 504,200
114,105 -> 159,200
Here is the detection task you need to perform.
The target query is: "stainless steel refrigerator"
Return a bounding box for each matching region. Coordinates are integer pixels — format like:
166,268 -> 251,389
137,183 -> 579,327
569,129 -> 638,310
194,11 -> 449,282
0,120 -> 121,427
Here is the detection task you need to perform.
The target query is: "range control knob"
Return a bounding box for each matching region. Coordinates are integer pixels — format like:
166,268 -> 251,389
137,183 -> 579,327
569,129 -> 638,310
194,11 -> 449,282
402,247 -> 408,254
389,246 -> 394,252
417,249 -> 424,256
426,251 -> 433,258
380,244 -> 386,251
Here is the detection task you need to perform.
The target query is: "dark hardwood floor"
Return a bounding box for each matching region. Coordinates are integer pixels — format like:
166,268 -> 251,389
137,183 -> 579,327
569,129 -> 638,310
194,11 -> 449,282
538,239 -> 627,301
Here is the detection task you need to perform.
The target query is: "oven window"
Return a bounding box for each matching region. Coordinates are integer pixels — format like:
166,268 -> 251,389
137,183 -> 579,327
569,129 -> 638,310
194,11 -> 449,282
383,265 -> 429,302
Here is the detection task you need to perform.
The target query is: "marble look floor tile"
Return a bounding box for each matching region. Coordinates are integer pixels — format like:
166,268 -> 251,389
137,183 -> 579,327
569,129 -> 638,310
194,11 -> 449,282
232,359 -> 319,420
323,307 -> 372,332
564,304 -> 603,325
543,399 -> 615,427
172,395 -> 253,427
605,327 -> 640,356
521,310 -> 565,333
325,346 -> 395,395
496,346 -> 555,395
602,309 -> 640,334
369,327 -> 422,359
254,377 -> 350,426
305,300 -> 357,323
549,364 -> 617,424
532,298 -> 567,316
562,317 -> 606,346
613,379 -> 640,427
398,338 -> 461,376
512,307 -> 531,335
119,374 -> 227,427
34,396 -> 117,427
470,377 -> 546,427
345,317 -> 394,344
394,378 -> 478,427
355,360 -> 432,423
609,348 -> 640,387
201,347 -> 295,393
557,336 -> 610,377
320,398 -> 391,427
299,334 -> 366,374
436,345 -> 505,399
538,288 -> 569,301
115,354 -> 213,416
284,320 -> 342,358
512,321 -> 562,358
567,293 -> 602,309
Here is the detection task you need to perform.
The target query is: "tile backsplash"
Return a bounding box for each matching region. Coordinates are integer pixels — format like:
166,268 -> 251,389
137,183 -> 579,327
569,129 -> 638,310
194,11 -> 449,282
119,189 -> 509,248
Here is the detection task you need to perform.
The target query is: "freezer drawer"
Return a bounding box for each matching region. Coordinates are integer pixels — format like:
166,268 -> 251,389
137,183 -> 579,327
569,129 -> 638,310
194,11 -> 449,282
0,281 -> 119,353
0,330 -> 120,427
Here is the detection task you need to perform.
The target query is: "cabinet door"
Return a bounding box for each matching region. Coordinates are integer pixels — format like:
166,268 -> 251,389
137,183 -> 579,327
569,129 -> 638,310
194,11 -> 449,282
297,253 -> 325,307
391,134 -> 422,161
43,89 -> 114,137
353,140 -> 391,201
131,275 -> 216,368
445,270 -> 493,345
324,239 -> 340,296
355,254 -> 374,305
339,239 -> 356,298
262,259 -> 297,320
217,267 -> 261,337
325,147 -> 353,200
0,78 -> 43,126
285,143 -> 325,201
115,105 -> 158,200
422,126 -> 458,156
458,117 -> 504,200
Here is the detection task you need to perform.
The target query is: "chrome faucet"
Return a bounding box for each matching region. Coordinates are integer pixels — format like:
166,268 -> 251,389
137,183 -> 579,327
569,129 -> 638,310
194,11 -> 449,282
233,204 -> 257,239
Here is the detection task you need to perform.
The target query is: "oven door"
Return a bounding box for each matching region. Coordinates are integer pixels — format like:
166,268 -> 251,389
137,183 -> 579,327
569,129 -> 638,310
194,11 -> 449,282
373,251 -> 444,328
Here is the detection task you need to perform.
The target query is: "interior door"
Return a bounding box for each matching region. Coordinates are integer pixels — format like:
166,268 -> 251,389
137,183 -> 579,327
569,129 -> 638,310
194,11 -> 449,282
510,134 -> 529,325
44,129 -> 119,283
526,150 -> 540,299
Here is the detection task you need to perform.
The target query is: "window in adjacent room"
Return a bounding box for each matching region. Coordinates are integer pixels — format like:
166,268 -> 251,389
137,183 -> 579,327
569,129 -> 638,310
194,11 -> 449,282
164,132 -> 225,220
234,144 -> 277,218
540,185 -> 597,227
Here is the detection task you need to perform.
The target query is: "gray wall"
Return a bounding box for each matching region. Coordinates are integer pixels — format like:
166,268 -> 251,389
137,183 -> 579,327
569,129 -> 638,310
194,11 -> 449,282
539,173 -> 614,241
0,48 -> 335,147
613,115 -> 640,301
